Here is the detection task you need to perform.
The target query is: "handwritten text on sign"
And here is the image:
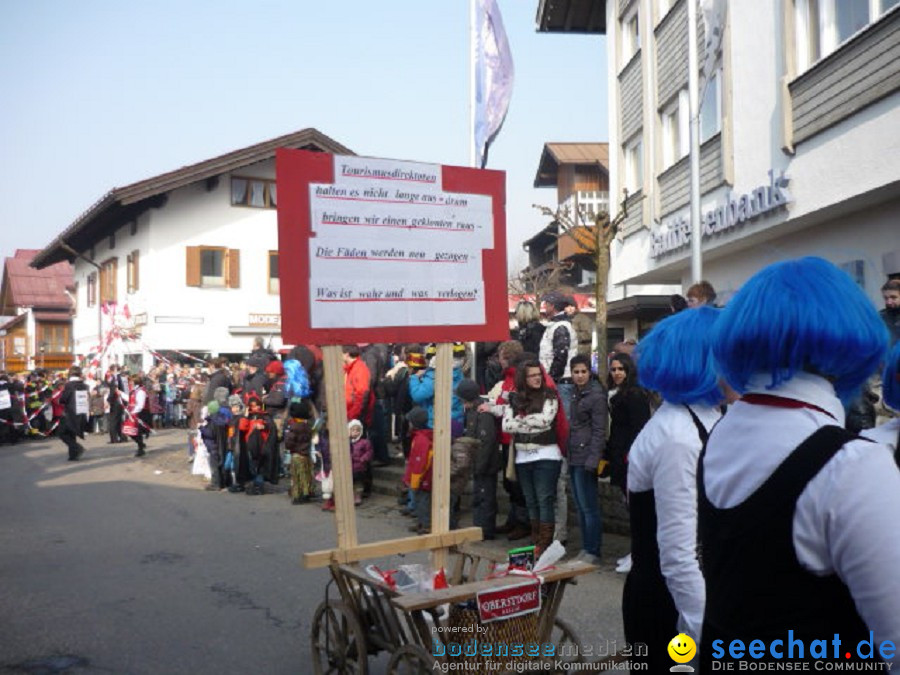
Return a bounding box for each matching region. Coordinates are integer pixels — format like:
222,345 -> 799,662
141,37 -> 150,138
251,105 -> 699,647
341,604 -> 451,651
476,580 -> 542,624
309,156 -> 492,329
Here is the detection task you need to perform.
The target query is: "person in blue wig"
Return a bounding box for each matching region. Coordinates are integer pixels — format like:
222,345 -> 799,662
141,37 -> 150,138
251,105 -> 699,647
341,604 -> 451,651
622,305 -> 723,673
698,257 -> 899,670
862,340 -> 900,458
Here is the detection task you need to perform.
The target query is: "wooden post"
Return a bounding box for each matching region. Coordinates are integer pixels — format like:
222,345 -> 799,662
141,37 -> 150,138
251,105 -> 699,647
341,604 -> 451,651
430,342 -> 453,572
322,345 -> 357,551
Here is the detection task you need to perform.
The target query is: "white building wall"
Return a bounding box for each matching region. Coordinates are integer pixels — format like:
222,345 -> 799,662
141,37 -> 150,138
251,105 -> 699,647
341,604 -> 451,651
696,197 -> 900,308
608,0 -> 900,298
71,158 -> 286,370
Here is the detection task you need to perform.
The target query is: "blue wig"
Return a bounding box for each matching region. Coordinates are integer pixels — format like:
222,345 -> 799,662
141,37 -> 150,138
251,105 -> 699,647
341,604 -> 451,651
882,341 -> 900,411
283,359 -> 310,399
636,305 -> 722,406
710,257 -> 888,401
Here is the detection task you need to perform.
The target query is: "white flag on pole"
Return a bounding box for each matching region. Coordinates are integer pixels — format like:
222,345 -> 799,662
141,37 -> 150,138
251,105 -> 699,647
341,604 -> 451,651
700,0 -> 727,85
473,0 -> 514,169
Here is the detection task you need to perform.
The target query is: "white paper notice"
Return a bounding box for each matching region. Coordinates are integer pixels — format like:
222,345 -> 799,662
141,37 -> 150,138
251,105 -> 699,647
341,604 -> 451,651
309,185 -> 493,249
75,390 -> 89,416
308,156 -> 494,330
0,390 -> 10,410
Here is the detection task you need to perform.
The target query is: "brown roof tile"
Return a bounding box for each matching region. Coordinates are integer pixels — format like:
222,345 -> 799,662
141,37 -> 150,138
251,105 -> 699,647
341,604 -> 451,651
2,250 -> 73,311
534,142 -> 609,187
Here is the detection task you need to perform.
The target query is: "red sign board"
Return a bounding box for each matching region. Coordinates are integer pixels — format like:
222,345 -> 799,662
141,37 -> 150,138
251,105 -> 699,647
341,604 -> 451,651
276,149 -> 509,345
476,579 -> 541,623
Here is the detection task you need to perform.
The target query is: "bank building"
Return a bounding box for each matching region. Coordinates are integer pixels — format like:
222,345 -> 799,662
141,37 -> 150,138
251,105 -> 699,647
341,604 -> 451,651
537,0 -> 900,334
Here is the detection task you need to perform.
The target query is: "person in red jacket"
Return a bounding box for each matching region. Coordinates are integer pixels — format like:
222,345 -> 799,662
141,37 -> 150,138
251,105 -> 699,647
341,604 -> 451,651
342,345 -> 373,427
403,407 -> 433,535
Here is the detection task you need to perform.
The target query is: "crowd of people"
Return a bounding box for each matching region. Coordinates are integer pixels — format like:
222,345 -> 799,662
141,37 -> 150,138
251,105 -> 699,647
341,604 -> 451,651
3,260 -> 899,668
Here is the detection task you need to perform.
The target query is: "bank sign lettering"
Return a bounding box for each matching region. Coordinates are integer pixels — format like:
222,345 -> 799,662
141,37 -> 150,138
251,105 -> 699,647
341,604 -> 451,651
476,579 -> 541,623
651,169 -> 790,259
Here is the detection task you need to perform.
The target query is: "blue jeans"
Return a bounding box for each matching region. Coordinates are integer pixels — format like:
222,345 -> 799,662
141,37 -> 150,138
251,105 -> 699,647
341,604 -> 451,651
556,382 -> 575,419
516,459 -> 561,523
569,465 -> 602,557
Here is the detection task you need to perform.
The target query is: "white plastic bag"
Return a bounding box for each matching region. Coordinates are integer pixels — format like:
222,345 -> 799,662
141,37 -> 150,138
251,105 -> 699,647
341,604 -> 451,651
534,541 -> 566,572
192,442 -> 212,479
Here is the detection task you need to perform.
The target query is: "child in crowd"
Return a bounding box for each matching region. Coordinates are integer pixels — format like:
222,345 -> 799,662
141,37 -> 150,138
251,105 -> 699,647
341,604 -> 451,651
284,400 -> 315,504
235,393 -> 278,496
200,399 -> 233,491
403,407 -> 433,535
456,378 -> 500,539
348,419 -> 373,506
89,384 -> 106,434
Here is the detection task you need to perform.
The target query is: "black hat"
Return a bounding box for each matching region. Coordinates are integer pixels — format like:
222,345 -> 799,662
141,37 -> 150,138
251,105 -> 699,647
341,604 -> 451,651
455,378 -> 480,402
406,406 -> 428,429
542,291 -> 571,311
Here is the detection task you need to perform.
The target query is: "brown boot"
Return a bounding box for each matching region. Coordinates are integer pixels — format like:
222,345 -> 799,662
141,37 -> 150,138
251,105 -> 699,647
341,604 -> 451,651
536,522 -> 555,557
506,523 -> 531,541
530,520 -> 540,546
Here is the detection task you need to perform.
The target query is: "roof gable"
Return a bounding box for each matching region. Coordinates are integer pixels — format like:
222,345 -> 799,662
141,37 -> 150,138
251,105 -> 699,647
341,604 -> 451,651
32,127 -> 354,268
1,249 -> 73,312
534,142 -> 609,187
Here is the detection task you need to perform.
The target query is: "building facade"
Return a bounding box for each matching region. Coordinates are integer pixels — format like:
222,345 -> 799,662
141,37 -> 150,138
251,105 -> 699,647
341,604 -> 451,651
607,0 -> 900,303
0,250 -> 74,372
538,0 -> 900,317
32,129 -> 353,372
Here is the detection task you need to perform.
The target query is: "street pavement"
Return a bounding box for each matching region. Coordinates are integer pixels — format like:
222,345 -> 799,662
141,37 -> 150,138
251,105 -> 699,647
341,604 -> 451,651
0,429 -> 627,674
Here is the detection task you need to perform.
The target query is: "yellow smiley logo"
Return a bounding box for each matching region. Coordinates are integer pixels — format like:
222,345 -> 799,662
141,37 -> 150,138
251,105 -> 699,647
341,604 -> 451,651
667,633 -> 697,663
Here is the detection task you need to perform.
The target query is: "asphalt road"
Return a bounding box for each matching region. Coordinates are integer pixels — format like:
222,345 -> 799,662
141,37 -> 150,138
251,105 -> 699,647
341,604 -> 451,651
0,429 -> 626,675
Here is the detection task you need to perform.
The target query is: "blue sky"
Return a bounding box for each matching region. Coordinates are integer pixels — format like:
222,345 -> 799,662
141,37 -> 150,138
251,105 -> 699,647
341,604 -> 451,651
0,0 -> 607,272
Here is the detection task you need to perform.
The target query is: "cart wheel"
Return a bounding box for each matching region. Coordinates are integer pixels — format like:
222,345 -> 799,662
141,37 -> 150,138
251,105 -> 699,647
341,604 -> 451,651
310,599 -> 369,675
386,645 -> 437,674
550,617 -> 584,666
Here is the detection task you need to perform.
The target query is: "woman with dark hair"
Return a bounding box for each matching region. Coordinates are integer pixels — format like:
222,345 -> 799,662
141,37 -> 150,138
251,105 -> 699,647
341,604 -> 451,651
607,350 -> 652,574
606,352 -> 652,496
500,358 -> 563,553
512,300 -> 545,356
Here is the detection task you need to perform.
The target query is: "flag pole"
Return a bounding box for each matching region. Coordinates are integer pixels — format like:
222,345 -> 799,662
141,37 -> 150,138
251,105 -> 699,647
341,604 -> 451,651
469,0 -> 477,169
687,0 -> 703,283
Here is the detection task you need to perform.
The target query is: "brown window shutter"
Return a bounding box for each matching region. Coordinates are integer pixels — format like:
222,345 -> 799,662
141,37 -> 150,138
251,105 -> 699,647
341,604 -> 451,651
227,249 -> 240,288
186,247 -> 201,286
133,250 -> 140,292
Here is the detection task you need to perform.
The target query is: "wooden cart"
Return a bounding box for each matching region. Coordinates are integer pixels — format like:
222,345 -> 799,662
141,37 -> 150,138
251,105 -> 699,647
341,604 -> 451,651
304,345 -> 597,674
309,545 -> 596,674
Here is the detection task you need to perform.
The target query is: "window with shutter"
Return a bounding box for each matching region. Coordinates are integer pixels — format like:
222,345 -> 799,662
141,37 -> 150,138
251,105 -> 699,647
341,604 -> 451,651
185,247 -> 201,287
227,249 -> 240,288
100,258 -> 117,304
127,250 -> 140,293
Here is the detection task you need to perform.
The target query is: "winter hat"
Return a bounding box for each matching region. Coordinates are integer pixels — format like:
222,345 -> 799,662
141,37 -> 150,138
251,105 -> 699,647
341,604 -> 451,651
227,394 -> 244,410
247,354 -> 268,369
452,342 -> 466,358
455,378 -> 481,403
348,419 -> 363,433
406,352 -> 426,369
542,291 -> 572,312
425,344 -> 437,358
214,386 -> 229,406
206,400 -> 220,416
265,360 -> 284,376
406,407 -> 428,430
289,400 -> 311,419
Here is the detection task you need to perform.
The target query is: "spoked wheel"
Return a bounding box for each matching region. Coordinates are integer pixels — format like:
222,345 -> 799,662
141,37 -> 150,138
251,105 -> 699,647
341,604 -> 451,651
386,645 -> 438,674
310,600 -> 368,675
547,618 -> 584,671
